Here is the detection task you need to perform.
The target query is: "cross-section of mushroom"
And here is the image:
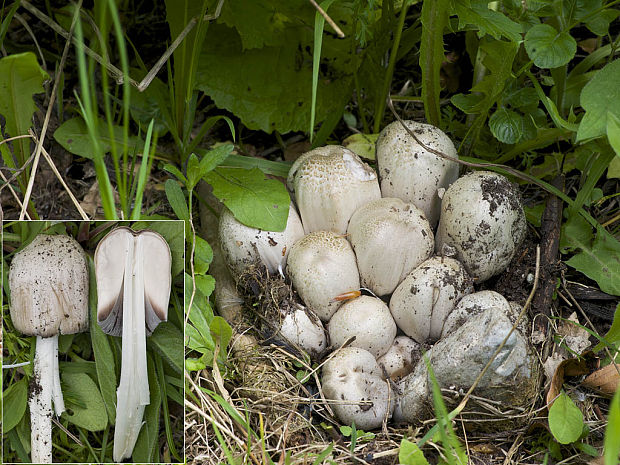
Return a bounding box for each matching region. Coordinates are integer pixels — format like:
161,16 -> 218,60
94,227 -> 171,462
9,234 -> 89,463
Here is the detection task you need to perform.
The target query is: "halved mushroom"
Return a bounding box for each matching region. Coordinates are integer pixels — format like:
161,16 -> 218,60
94,227 -> 171,462
9,234 -> 89,463
287,145 -> 381,234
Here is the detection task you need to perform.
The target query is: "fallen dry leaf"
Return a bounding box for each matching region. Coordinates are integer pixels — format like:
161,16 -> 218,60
583,363 -> 620,396
546,357 -> 589,408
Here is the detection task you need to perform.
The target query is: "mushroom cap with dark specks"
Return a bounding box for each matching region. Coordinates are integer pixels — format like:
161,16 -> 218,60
9,234 -> 89,337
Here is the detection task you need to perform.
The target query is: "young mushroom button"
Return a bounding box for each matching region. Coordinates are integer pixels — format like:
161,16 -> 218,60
94,227 -> 171,462
9,234 -> 89,464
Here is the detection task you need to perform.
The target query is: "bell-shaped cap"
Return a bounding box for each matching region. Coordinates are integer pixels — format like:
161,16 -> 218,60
9,234 -> 89,337
94,227 -> 171,336
287,145 -> 381,234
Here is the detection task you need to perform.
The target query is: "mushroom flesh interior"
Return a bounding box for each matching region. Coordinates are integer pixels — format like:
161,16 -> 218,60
94,227 -> 171,462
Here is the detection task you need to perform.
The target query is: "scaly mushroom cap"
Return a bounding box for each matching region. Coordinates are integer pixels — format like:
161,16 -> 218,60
218,203 -> 304,280
322,347 -> 394,430
328,296 -> 397,358
377,336 -> 421,381
287,145 -> 381,234
376,120 -> 459,227
389,256 -> 473,343
435,171 -> 526,282
94,227 -> 171,336
9,234 -> 89,337
287,231 -> 360,322
347,198 -> 434,296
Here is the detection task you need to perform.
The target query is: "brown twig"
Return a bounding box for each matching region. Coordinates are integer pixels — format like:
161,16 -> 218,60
532,175 -> 565,335
308,0 -> 345,38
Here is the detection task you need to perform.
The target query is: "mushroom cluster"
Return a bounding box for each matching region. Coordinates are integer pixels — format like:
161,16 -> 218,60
218,121 -> 539,429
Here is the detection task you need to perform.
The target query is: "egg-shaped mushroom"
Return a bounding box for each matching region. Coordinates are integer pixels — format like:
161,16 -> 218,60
390,256 -> 473,343
322,347 -> 394,430
328,296 -> 397,358
287,231 -> 360,322
376,120 -> 459,227
347,198 -> 434,296
219,203 -> 304,280
377,336 -> 421,381
287,145 -> 381,234
435,171 -> 526,282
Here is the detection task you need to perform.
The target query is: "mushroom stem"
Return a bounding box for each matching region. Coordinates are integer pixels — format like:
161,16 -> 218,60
113,234 -> 150,462
30,335 -> 64,464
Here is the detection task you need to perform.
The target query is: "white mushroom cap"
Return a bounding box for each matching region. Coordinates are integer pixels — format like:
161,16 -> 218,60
441,290 -> 512,338
287,145 -> 381,234
377,336 -> 421,381
389,256 -> 473,343
347,198 -> 434,296
376,120 -> 459,227
219,203 -> 304,280
279,306 -> 328,357
287,231 -> 360,322
328,296 -> 397,358
9,234 -> 89,337
322,347 -> 394,430
435,171 -> 527,282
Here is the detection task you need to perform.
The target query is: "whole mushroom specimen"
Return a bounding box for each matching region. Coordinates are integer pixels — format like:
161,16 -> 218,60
377,336 -> 421,381
322,347 -> 394,430
347,198 -> 434,296
287,231 -> 360,322
435,171 -> 527,282
9,234 -> 89,463
389,256 -> 473,343
219,203 -> 304,280
376,120 -> 460,227
287,145 -> 381,234
94,227 -> 171,462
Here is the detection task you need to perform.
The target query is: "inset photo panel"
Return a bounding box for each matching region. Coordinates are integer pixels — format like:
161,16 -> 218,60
1,220 -> 185,464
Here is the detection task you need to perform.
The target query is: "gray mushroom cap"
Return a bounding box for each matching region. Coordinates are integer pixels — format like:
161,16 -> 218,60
94,227 -> 171,336
9,234 -> 89,337
347,198 -> 434,296
389,256 -> 473,343
376,120 -> 459,227
435,171 -> 527,282
287,145 -> 381,234
322,347 -> 394,430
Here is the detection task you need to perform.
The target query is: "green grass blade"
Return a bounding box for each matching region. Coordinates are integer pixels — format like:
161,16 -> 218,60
130,119 -> 156,220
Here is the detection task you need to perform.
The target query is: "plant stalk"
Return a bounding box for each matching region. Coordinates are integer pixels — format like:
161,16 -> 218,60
30,335 -> 64,464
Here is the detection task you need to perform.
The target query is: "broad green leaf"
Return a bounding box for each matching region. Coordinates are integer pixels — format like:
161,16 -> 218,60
132,355 -> 161,462
504,86 -> 539,110
133,220 -> 185,278
195,274 -> 215,298
204,167 -> 290,231
197,22 -> 352,133
604,385 -> 620,465
149,322 -> 183,374
164,179 -> 190,222
452,0 -> 521,43
489,108 -> 522,144
88,256 -> 117,424
342,133 -> 379,160
0,52 -> 48,164
53,117 -> 144,159
608,157 -> 620,179
420,0 -> 449,126
129,74 -> 170,134
577,59 -> 620,142
210,316 -> 232,360
594,303 -> 620,352
607,112 -> 620,157
193,236 -> 213,274
2,377 -> 28,433
399,439 -> 430,465
549,391 -> 584,444
524,24 -> 576,69
61,372 -> 108,431
198,144 -> 235,177
213,152 -> 292,178
565,225 -> 620,296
